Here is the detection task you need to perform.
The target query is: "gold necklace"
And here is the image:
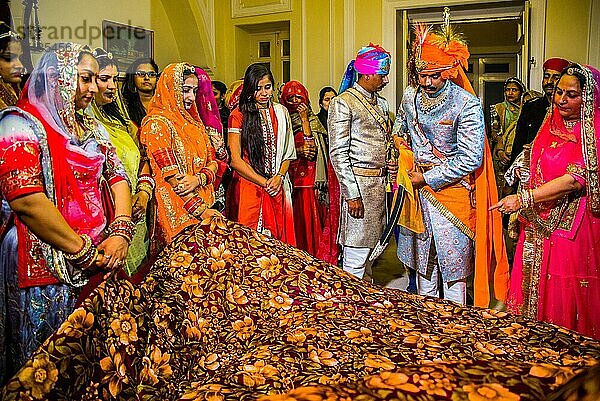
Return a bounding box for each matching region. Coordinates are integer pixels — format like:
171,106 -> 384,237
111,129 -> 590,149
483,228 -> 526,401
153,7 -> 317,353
420,90 -> 448,113
563,119 -> 580,130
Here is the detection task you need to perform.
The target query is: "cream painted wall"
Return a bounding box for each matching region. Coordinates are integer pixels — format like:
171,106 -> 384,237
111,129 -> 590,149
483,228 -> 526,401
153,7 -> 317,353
151,0 -> 181,69
544,0 -> 591,64
354,0 -> 382,50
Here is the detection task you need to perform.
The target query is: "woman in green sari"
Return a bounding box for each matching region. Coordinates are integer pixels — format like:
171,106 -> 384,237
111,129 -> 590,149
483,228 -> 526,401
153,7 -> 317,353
89,48 -> 152,275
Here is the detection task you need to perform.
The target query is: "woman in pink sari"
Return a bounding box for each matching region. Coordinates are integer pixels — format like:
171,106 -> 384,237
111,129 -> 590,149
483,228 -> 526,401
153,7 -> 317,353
493,63 -> 600,339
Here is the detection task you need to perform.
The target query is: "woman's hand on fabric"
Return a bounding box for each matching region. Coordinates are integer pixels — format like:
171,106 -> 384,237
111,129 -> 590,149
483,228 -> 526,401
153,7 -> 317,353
97,236 -> 129,271
132,191 -> 150,222
489,194 -> 521,214
265,175 -> 283,196
298,141 -> 316,160
174,174 -> 200,196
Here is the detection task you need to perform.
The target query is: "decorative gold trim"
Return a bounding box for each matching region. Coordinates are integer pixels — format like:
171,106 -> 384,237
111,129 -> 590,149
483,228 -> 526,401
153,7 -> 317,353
579,66 -> 600,213
519,226 -> 544,319
346,87 -> 391,134
420,189 -> 475,240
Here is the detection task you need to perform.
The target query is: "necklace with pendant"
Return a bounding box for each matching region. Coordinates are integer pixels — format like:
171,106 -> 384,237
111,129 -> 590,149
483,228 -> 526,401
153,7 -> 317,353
563,119 -> 579,130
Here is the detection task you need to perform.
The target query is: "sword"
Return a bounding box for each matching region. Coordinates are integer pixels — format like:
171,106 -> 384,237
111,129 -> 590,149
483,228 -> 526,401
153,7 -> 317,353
369,187 -> 407,261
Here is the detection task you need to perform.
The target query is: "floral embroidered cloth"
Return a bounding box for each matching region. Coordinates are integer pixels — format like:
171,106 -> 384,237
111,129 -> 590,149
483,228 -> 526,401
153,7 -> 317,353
3,218 -> 599,400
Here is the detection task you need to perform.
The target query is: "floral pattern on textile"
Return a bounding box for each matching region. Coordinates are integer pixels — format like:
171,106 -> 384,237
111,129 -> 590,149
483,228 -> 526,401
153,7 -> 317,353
2,218 -> 599,400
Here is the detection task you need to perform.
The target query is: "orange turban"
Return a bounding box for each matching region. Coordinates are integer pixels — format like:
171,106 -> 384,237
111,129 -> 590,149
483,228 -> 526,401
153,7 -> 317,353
410,23 -> 474,95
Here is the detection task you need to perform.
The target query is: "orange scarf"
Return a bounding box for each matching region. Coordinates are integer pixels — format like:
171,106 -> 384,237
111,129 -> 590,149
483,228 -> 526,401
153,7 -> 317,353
140,63 -> 216,244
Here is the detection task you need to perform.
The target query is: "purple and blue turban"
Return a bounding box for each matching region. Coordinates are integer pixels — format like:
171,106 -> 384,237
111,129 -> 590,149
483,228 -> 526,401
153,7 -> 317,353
339,43 -> 391,93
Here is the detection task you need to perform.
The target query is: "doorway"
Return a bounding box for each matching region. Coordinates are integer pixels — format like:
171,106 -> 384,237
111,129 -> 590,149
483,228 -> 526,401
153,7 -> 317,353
236,21 -> 290,96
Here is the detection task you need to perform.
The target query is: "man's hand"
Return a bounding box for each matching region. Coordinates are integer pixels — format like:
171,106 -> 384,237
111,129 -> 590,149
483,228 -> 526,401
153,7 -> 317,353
408,170 -> 426,189
347,197 -> 364,219
393,134 -> 408,149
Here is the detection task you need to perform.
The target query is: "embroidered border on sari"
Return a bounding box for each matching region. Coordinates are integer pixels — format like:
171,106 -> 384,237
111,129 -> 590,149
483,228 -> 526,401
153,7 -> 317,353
520,226 -> 544,319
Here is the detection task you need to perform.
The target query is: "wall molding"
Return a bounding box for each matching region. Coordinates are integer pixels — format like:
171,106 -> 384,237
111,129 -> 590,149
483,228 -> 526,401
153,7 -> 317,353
343,0 -> 355,64
329,0 -> 335,84
196,0 -> 216,69
301,0 -> 307,84
231,0 -> 291,18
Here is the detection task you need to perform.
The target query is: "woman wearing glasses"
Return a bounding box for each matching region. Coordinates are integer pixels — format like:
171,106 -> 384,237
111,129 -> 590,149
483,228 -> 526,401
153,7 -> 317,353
121,57 -> 159,127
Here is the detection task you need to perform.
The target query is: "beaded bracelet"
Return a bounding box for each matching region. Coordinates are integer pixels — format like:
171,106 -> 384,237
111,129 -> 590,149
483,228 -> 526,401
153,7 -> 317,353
138,174 -> 156,190
137,182 -> 153,196
64,234 -> 92,261
195,173 -> 208,188
519,188 -> 534,209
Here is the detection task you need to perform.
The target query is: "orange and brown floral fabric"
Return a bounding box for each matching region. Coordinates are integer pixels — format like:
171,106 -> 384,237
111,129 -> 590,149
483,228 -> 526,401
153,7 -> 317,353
2,218 -> 599,400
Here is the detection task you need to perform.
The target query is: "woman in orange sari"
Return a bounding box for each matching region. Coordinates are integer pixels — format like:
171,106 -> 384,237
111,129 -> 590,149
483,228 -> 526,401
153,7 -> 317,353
140,62 -> 220,254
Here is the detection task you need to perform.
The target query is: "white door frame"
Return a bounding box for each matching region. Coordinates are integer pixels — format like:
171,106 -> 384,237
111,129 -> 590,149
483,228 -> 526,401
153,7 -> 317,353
381,0 -> 546,112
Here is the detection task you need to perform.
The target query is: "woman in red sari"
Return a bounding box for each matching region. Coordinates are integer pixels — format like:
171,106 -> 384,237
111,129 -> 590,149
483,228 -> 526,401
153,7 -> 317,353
493,63 -> 600,339
0,43 -> 132,381
280,80 -> 328,256
228,63 -> 296,245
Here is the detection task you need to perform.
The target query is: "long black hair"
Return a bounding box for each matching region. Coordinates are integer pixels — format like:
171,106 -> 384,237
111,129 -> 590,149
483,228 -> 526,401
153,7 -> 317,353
121,57 -> 159,126
92,48 -> 127,126
238,63 -> 274,177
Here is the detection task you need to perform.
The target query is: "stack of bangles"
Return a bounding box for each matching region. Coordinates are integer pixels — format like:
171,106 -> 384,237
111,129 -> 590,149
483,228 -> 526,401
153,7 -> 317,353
517,188 -> 534,210
108,215 -> 136,244
63,234 -> 98,270
183,197 -> 208,218
137,174 -> 155,196
196,166 -> 216,188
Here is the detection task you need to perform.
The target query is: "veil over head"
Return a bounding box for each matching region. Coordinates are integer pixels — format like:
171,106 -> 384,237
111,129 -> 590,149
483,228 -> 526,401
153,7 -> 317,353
532,63 -> 600,214
194,67 -> 223,134
20,42 -> 97,138
280,80 -> 310,113
575,64 -> 600,213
